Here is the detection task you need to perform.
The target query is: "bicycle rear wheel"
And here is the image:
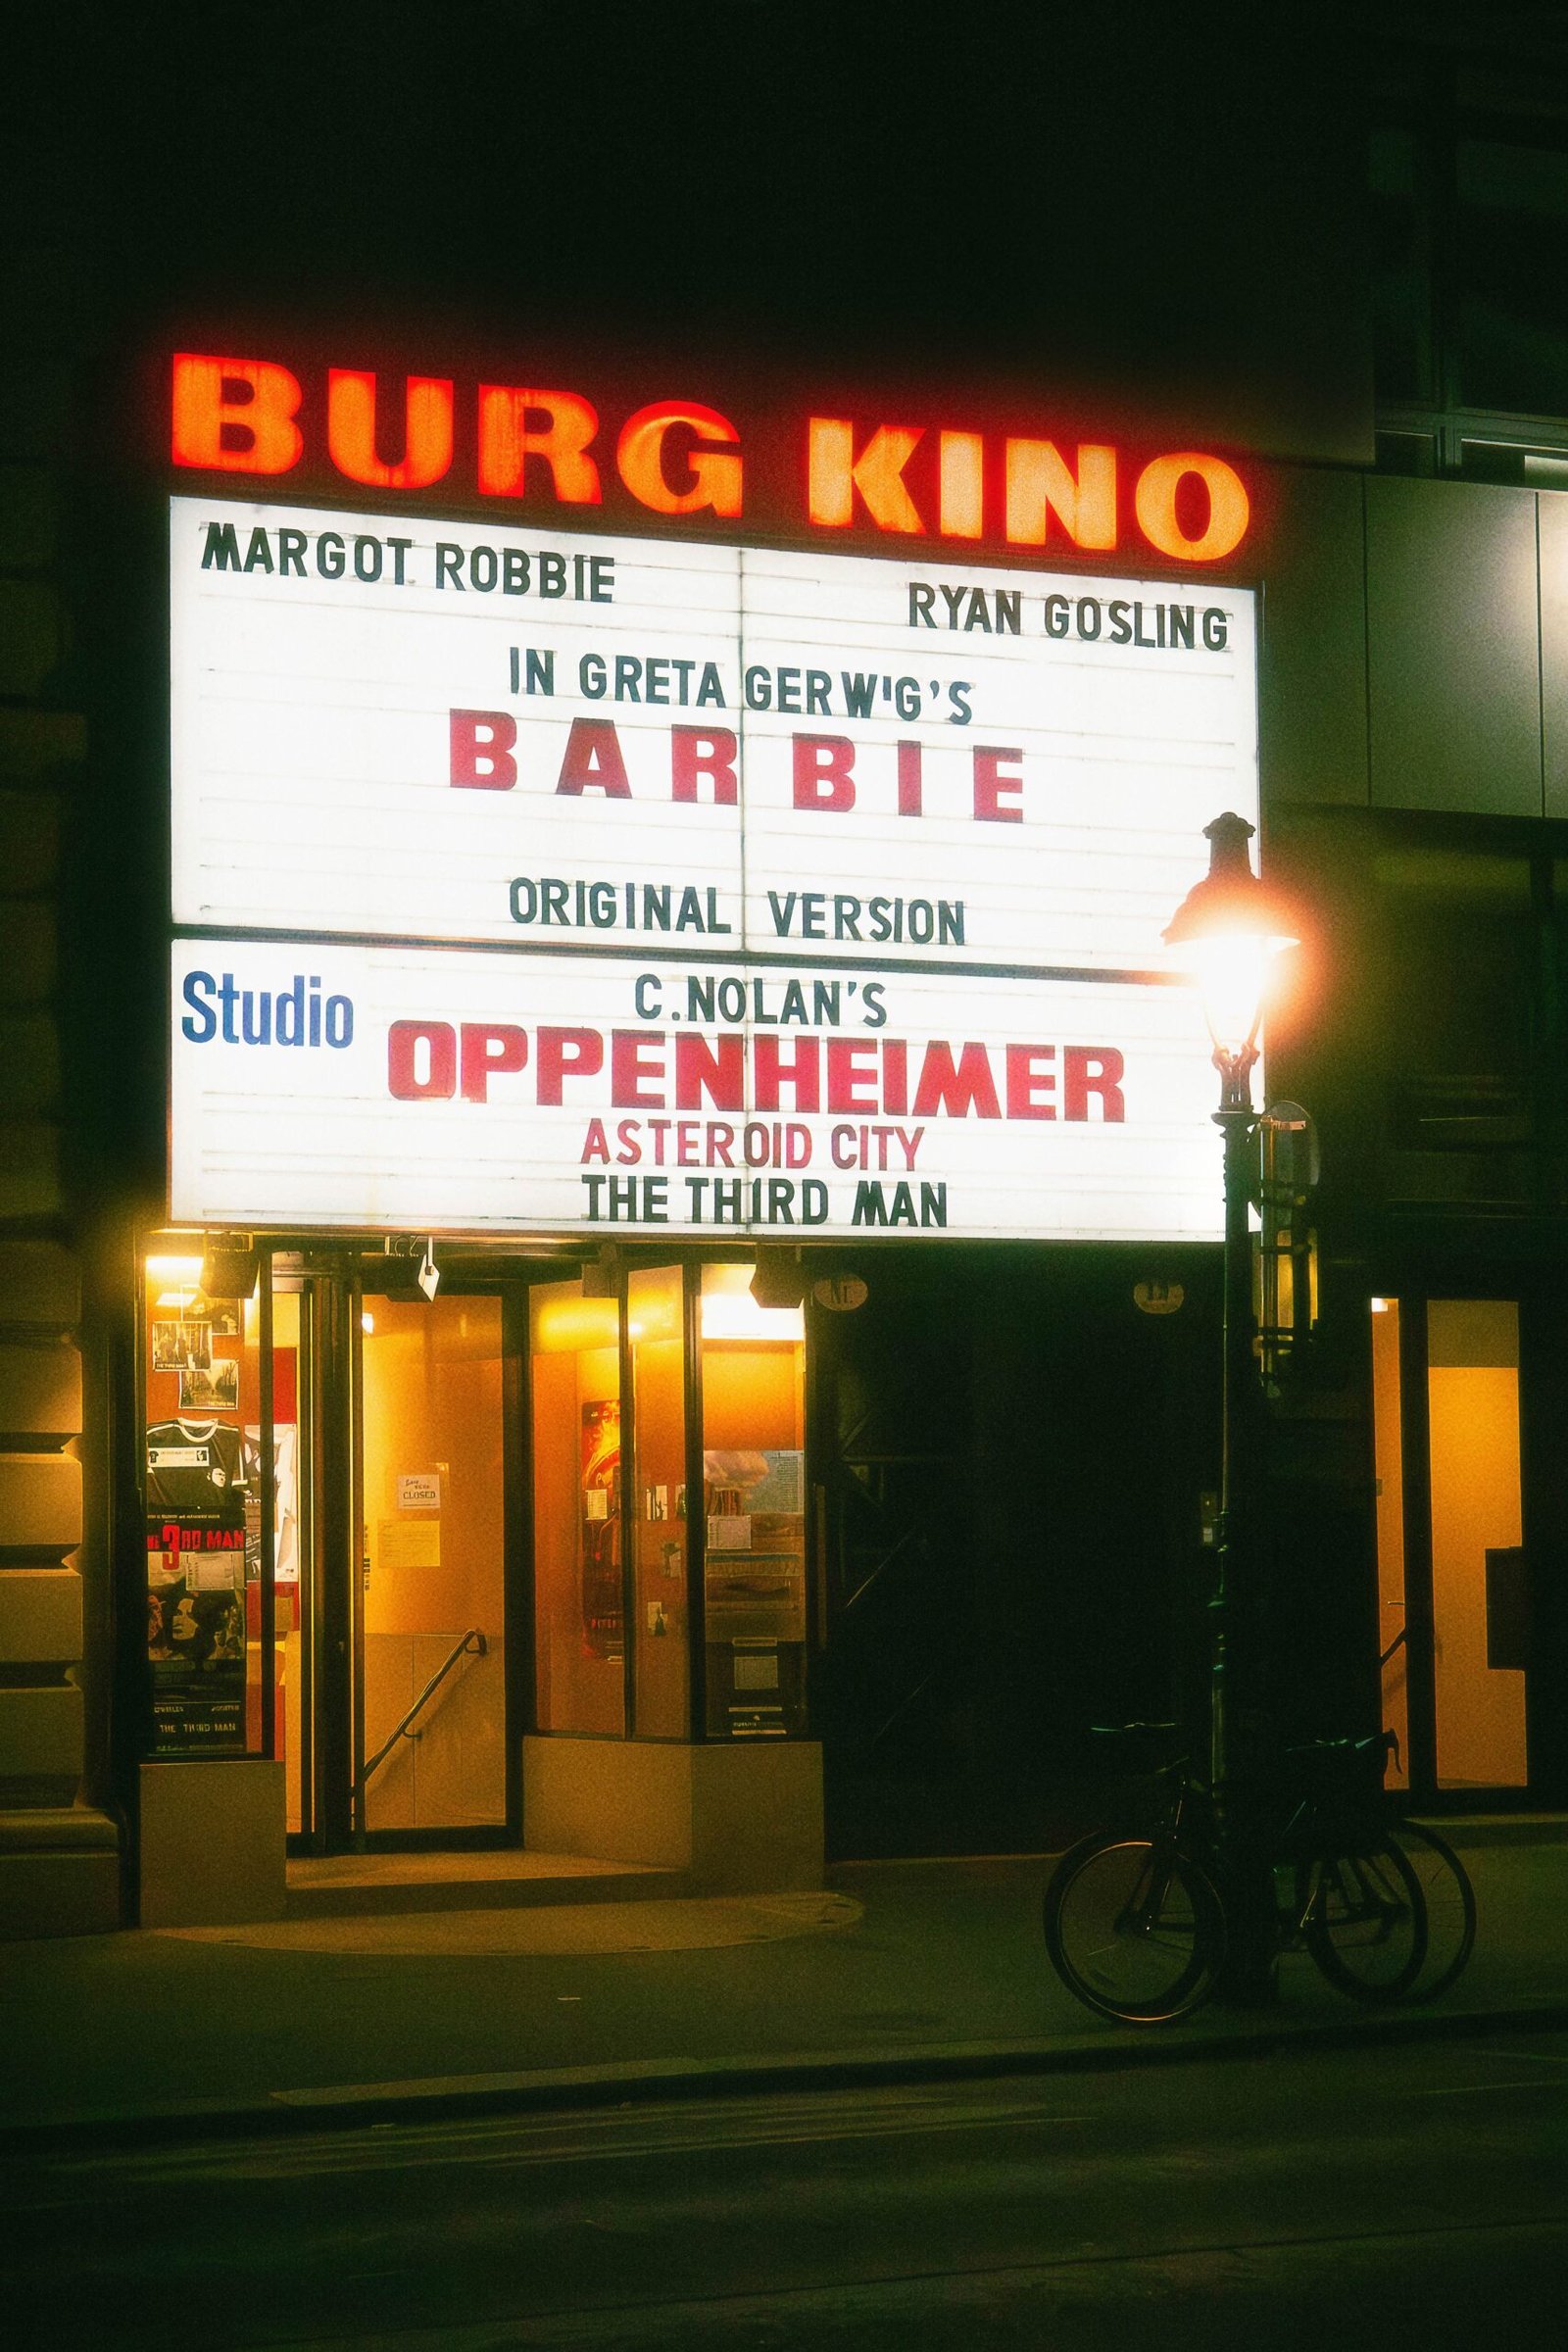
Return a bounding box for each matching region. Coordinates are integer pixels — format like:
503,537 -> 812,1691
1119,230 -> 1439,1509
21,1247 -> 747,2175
1299,1836 -> 1426,2002
1045,1835 -> 1225,2024
1394,1819 -> 1476,2000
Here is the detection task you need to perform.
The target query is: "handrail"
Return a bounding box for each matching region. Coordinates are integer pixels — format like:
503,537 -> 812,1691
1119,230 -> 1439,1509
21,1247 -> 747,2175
358,1628 -> 487,1793
1379,1625 -> 1407,1670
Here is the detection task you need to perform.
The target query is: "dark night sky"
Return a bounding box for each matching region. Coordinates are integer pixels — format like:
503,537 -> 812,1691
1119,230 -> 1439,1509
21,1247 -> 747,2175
6,3 -> 1377,459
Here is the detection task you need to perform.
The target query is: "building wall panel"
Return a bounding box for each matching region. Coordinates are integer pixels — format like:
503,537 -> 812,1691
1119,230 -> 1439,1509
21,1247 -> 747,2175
0,1240 -> 80,1330
0,1683 -> 82,1782
0,1567 -> 82,1663
1365,477 -> 1543,816
0,1453 -> 82,1551
1260,469 -> 1370,809
0,902 -> 57,1005
0,788 -> 60,893
1538,493 -> 1568,821
0,1341 -> 82,1439
0,1014 -> 60,1115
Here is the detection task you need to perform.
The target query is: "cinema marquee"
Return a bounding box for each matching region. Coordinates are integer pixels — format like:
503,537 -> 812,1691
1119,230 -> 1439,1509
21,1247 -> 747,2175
168,354 -> 1258,1249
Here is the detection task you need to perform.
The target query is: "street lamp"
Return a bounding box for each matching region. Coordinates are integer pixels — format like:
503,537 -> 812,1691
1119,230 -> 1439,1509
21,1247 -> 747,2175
1164,811 -> 1299,1999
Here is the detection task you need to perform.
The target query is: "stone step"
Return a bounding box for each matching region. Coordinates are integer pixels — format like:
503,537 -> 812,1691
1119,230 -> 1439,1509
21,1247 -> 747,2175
285,1848 -> 688,1917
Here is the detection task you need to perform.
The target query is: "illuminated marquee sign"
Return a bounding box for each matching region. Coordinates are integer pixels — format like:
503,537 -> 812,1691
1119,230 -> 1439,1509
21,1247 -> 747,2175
172,941 -> 1226,1242
169,413 -> 1258,1243
170,352 -> 1253,566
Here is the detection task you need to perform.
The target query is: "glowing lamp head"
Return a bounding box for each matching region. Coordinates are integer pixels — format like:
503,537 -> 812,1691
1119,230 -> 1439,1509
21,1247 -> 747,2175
1163,812 -> 1299,1086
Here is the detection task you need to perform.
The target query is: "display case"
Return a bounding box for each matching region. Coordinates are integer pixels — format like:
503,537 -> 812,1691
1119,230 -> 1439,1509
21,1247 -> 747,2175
700,1267 -> 808,1739
141,1242 -> 298,1762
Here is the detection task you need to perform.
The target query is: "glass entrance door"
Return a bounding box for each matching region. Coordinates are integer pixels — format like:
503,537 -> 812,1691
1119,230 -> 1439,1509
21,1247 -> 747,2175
352,1287 -> 510,1837
1371,1295 -> 1530,1797
283,1274 -> 514,1848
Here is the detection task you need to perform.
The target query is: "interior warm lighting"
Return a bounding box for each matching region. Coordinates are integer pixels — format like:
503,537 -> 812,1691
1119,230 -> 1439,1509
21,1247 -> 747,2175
702,1294 -> 805,1341
1371,1298 -> 1391,1315
533,1294 -> 620,1354
625,1269 -> 682,1347
146,1255 -> 204,1283
701,1264 -> 805,1343
362,1311 -> 375,1333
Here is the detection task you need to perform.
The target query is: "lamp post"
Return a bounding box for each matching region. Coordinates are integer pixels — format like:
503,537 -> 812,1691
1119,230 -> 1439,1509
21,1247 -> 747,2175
1164,811 -> 1299,2001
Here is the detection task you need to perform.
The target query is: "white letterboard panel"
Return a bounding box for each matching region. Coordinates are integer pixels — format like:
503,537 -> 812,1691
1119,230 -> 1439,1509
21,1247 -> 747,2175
171,499 -> 1256,970
170,940 -> 1224,1240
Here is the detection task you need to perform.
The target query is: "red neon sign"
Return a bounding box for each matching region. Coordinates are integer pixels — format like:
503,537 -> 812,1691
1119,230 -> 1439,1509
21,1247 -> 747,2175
171,352 -> 1251,564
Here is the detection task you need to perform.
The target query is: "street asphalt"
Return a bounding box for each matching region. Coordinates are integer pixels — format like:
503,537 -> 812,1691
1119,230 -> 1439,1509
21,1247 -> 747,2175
1,1826 -> 1564,2143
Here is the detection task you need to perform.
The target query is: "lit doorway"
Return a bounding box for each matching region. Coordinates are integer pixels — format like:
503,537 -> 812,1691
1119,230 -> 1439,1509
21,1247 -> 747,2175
351,1286 -> 511,1838
288,1265 -> 519,1850
1371,1295 -> 1530,1799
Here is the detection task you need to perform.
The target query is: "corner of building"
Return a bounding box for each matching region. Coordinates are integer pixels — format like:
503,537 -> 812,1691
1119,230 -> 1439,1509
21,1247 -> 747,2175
0,446 -> 122,1939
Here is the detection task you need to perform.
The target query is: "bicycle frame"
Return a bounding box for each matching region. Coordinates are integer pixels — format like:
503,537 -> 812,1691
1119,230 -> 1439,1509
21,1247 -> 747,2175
1046,1724 -> 1431,2023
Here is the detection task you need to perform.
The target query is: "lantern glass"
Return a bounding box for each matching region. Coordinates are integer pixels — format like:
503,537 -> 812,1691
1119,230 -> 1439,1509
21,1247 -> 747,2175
1191,930 -> 1274,1063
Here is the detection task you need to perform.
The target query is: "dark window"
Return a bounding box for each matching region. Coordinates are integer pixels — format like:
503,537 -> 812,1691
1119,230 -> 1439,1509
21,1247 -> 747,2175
1370,123 -> 1433,406
1452,138 -> 1568,417
1373,848 -> 1537,1152
1375,428 -> 1439,477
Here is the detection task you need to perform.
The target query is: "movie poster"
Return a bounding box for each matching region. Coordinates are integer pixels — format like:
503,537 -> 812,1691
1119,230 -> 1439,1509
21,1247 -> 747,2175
145,1514 -> 247,1752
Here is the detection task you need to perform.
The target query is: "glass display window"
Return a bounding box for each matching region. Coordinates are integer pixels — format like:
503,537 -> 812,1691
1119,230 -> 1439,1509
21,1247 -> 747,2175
627,1267 -> 689,1740
529,1280 -> 625,1736
141,1236 -> 298,1762
699,1265 -> 808,1740
528,1258 -> 812,1745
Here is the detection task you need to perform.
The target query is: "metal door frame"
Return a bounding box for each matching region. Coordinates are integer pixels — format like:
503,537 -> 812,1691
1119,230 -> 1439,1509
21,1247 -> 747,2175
291,1261 -> 524,1854
1390,1287 -> 1538,1811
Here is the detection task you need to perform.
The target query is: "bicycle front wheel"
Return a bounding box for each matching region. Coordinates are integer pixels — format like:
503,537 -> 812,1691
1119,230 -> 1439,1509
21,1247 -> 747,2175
1394,1820 -> 1477,2000
1299,1836 -> 1426,2002
1045,1836 -> 1225,2024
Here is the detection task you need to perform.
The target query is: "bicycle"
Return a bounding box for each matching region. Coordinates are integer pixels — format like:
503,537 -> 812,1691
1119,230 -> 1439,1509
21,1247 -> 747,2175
1044,1724 -> 1434,2025
1390,1813 -> 1477,2001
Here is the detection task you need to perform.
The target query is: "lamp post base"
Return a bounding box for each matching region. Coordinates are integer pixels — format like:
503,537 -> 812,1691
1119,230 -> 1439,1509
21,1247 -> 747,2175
1207,1097 -> 1278,2007
1211,1814 -> 1281,2007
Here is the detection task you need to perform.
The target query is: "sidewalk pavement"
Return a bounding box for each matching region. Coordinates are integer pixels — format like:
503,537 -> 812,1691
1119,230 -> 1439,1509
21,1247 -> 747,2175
2,1827 -> 1564,2144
